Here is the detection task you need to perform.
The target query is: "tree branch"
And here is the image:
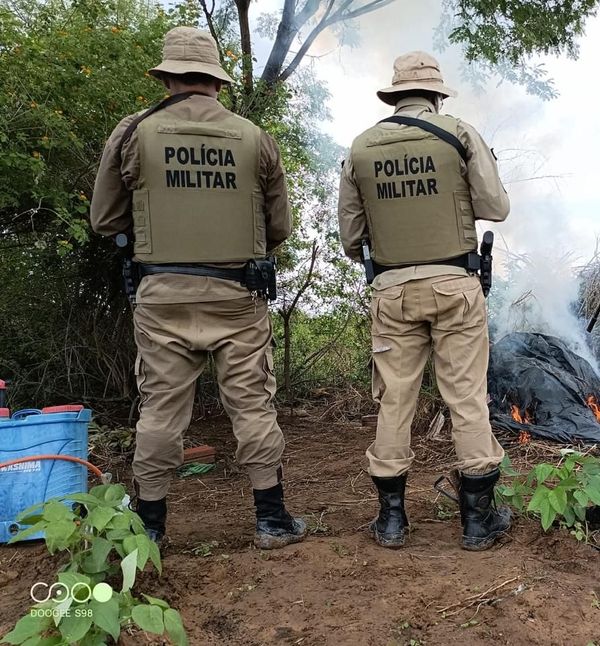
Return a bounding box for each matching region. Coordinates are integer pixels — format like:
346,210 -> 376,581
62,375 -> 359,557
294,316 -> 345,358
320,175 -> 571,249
198,0 -> 221,51
234,0 -> 254,94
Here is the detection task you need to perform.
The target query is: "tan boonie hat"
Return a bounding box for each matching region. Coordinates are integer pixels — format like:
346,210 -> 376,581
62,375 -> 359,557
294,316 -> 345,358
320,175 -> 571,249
149,27 -> 233,84
377,51 -> 457,105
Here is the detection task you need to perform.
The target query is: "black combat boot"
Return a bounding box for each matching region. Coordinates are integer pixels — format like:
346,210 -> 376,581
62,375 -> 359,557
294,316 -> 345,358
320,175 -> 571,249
459,469 -> 511,551
370,475 -> 408,549
135,497 -> 167,545
253,483 -> 307,550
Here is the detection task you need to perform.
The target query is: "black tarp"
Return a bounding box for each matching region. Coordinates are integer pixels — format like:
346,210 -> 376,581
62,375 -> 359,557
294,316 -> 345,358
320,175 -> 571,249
488,332 -> 600,443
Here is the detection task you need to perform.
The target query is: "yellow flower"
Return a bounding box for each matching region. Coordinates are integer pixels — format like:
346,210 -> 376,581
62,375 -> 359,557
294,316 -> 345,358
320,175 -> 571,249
111,26 -> 120,33
136,96 -> 145,103
80,65 -> 92,77
30,101 -> 38,109
32,151 -> 40,158
79,192 -> 88,202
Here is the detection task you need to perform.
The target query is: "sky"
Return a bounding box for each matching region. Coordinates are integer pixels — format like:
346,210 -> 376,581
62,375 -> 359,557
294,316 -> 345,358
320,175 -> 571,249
252,0 -> 600,270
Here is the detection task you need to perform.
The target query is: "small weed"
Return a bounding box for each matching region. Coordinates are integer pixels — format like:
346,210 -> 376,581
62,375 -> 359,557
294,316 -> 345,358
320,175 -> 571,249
330,542 -> 350,557
460,619 -> 479,629
434,498 -> 456,521
184,540 -> 218,557
591,591 -> 600,609
306,511 -> 331,535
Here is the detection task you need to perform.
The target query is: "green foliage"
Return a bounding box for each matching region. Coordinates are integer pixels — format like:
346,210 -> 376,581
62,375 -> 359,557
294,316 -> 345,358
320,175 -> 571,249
438,0 -> 600,98
1,484 -> 188,645
497,451 -> 600,534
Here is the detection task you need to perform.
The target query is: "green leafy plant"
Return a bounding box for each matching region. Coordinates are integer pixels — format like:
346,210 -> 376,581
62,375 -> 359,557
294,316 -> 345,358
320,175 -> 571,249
1,484 -> 188,645
497,452 -> 600,534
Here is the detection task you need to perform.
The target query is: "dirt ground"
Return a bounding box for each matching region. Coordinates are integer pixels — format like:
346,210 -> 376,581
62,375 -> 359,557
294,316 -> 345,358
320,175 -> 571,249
2,411 -> 600,646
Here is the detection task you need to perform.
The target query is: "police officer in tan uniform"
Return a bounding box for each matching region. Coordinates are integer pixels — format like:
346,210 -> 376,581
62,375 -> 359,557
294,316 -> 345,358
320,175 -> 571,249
91,27 -> 306,549
338,52 -> 511,551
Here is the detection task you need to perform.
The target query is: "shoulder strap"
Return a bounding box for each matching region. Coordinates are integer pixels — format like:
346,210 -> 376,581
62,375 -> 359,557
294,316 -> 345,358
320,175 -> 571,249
118,91 -> 210,159
378,115 -> 468,165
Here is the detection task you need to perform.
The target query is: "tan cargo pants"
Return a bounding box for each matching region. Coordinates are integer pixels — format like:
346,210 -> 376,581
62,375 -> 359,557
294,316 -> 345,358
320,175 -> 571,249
132,296 -> 284,500
368,274 -> 504,477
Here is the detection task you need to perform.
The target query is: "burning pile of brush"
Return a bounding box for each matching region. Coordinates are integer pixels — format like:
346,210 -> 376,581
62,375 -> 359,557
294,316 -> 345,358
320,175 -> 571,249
488,333 -> 600,443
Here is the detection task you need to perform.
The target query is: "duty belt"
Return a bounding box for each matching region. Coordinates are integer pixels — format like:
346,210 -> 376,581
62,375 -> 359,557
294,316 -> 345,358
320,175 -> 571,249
372,252 -> 478,278
138,263 -> 245,284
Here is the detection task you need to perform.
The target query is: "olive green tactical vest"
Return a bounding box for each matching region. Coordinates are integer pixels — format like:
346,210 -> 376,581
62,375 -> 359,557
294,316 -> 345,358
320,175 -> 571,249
351,114 -> 477,266
132,111 -> 265,263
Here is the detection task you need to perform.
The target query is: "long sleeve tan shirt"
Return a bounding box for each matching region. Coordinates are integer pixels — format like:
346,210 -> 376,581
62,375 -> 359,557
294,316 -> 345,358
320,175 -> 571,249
338,97 -> 510,289
90,93 -> 292,303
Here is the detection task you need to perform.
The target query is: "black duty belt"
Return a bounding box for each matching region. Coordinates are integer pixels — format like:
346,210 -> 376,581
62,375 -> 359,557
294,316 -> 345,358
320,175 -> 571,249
138,263 -> 245,283
373,253 -> 476,277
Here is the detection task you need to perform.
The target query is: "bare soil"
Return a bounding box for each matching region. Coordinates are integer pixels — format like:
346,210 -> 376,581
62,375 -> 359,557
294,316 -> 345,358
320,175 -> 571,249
2,411 -> 600,646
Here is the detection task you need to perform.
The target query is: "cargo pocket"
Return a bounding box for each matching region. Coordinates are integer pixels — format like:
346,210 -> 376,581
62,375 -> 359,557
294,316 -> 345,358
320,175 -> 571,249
432,276 -> 484,331
253,193 -> 267,256
134,354 -> 148,403
371,338 -> 389,403
132,189 -> 152,255
371,285 -> 405,335
262,346 -> 277,404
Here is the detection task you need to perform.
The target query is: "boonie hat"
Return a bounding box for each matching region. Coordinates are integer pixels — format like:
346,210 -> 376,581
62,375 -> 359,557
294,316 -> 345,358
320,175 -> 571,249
149,27 -> 233,84
377,51 -> 456,105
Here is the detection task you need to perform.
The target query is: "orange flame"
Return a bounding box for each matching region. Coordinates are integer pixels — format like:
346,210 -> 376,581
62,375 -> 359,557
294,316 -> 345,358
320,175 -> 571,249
518,430 -> 531,445
511,404 -> 533,425
587,395 -> 600,423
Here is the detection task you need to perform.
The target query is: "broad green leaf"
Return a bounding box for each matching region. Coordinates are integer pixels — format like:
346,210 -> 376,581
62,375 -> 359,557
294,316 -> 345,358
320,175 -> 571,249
133,534 -> 151,570
90,595 -> 120,641
105,529 -> 133,541
141,594 -> 169,609
83,538 -> 113,574
527,485 -> 551,513
540,498 -> 557,531
62,493 -> 103,508
107,513 -> 130,531
584,485 -> 600,506
43,501 -> 73,523
574,490 -> 589,508
52,597 -> 73,627
86,507 -> 117,532
129,513 -> 146,536
122,536 -> 137,556
22,636 -> 62,645
1,613 -> 52,644
563,505 -> 576,527
8,522 -> 45,544
45,520 -> 77,553
548,488 -> 568,514
148,540 -> 162,575
121,549 -> 138,592
131,605 -> 164,635
15,502 -> 45,522
534,464 -> 556,484
164,608 -> 189,646
58,611 -> 93,643
57,572 -> 92,588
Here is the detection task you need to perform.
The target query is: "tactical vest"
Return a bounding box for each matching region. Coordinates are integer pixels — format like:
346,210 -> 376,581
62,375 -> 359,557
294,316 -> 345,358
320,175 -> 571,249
350,114 -> 477,266
132,111 -> 265,263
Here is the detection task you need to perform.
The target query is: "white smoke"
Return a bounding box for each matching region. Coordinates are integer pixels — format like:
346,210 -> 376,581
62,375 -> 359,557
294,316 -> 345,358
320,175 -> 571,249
491,248 -> 599,374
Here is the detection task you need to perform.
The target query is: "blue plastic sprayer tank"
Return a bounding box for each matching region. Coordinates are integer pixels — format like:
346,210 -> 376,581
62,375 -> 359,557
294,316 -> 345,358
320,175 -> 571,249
0,407 -> 90,543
